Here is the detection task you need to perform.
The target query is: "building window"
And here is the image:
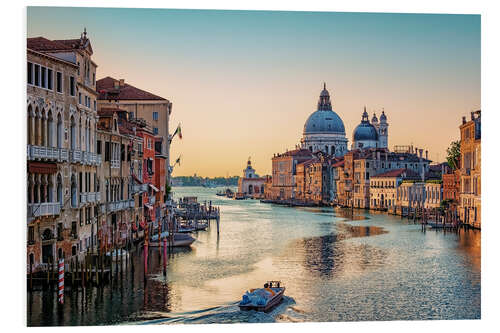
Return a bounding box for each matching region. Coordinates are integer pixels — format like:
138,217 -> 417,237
153,112 -> 158,121
69,76 -> 75,96
56,72 -> 62,93
97,140 -> 102,154
79,93 -> 82,104
41,67 -> 47,88
28,226 -> 34,244
153,127 -> 158,135
47,69 -> 53,90
34,64 -> 40,86
27,62 -> 33,84
93,100 -> 96,111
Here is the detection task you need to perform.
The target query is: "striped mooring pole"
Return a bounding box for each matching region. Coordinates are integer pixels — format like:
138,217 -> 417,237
58,259 -> 64,304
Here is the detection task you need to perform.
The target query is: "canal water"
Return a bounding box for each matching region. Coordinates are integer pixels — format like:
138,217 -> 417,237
27,186 -> 481,326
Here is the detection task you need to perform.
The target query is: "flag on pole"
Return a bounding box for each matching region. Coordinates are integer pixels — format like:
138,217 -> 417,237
172,124 -> 182,140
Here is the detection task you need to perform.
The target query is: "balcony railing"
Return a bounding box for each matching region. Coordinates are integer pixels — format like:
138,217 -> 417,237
71,150 -> 82,163
102,199 -> 135,213
27,145 -> 69,162
132,183 -> 148,194
111,160 -> 121,169
79,192 -> 102,206
27,202 -> 61,218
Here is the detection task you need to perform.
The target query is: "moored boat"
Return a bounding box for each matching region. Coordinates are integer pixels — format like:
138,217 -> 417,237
239,281 -> 285,312
149,232 -> 196,247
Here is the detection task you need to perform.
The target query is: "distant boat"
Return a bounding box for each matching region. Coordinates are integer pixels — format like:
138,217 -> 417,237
177,226 -> 196,233
234,192 -> 246,200
239,281 -> 285,312
149,232 -> 195,247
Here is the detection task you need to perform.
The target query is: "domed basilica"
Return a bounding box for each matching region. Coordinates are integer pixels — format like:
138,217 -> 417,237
300,83 -> 348,157
300,84 -> 389,156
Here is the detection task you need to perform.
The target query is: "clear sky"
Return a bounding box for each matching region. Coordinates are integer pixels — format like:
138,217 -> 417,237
27,7 -> 480,177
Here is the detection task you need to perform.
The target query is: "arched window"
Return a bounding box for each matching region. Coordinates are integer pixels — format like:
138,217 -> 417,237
57,174 -> 63,206
34,108 -> 40,146
105,180 -> 109,202
34,178 -> 39,203
86,120 -> 90,152
27,179 -> 33,204
27,105 -> 33,145
47,177 -> 53,202
71,175 -> 77,207
47,110 -> 54,147
78,118 -> 82,150
41,109 -> 47,146
120,179 -> 124,200
40,176 -> 46,203
70,116 -> 76,150
57,113 -> 62,148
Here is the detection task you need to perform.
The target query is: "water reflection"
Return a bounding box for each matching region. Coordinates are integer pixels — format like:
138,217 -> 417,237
27,187 -> 481,325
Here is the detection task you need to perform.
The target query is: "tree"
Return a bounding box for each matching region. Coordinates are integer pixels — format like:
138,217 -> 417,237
446,140 -> 460,170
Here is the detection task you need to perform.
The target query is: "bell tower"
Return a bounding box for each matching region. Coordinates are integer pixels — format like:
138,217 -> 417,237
378,109 -> 388,149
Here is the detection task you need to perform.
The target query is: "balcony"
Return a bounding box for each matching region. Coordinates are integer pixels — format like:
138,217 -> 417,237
103,199 -> 135,213
132,183 -> 148,194
27,145 -> 69,162
111,159 -> 120,169
27,202 -> 61,218
82,151 -> 102,166
70,150 -> 82,163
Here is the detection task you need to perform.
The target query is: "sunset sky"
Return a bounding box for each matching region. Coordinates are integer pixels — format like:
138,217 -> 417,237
27,7 -> 480,177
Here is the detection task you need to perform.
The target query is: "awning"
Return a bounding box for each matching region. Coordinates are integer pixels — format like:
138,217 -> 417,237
149,183 -> 159,192
28,161 -> 57,174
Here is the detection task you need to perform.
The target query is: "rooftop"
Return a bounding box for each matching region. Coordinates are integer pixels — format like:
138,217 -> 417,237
97,76 -> 167,101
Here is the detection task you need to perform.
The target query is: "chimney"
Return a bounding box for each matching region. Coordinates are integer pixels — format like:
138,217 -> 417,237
113,80 -> 119,89
119,79 -> 125,87
462,116 -> 466,125
419,149 -> 423,159
470,111 -> 475,121
425,150 -> 428,160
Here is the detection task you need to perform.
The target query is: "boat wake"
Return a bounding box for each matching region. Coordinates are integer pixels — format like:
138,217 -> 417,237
127,296 -> 299,325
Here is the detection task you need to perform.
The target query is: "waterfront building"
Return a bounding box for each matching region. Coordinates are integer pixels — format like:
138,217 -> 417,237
268,149 -> 313,200
337,148 -> 431,209
295,152 -> 335,205
300,84 -> 348,157
135,123 -> 160,232
27,31 -> 102,271
369,168 -> 419,212
331,158 -> 345,204
96,76 -> 173,187
442,169 -> 461,213
96,108 -> 137,250
458,110 -> 481,228
237,158 -> 267,198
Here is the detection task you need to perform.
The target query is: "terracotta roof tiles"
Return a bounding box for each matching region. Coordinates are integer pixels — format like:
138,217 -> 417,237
96,76 -> 167,101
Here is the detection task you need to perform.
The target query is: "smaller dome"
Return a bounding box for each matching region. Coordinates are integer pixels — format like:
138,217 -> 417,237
353,122 -> 379,141
372,113 -> 378,123
353,108 -> 379,141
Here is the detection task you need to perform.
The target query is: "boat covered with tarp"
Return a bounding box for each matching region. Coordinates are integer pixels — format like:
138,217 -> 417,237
238,281 -> 285,312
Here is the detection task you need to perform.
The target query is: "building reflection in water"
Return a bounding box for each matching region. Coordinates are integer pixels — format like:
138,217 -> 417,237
292,224 -> 388,279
